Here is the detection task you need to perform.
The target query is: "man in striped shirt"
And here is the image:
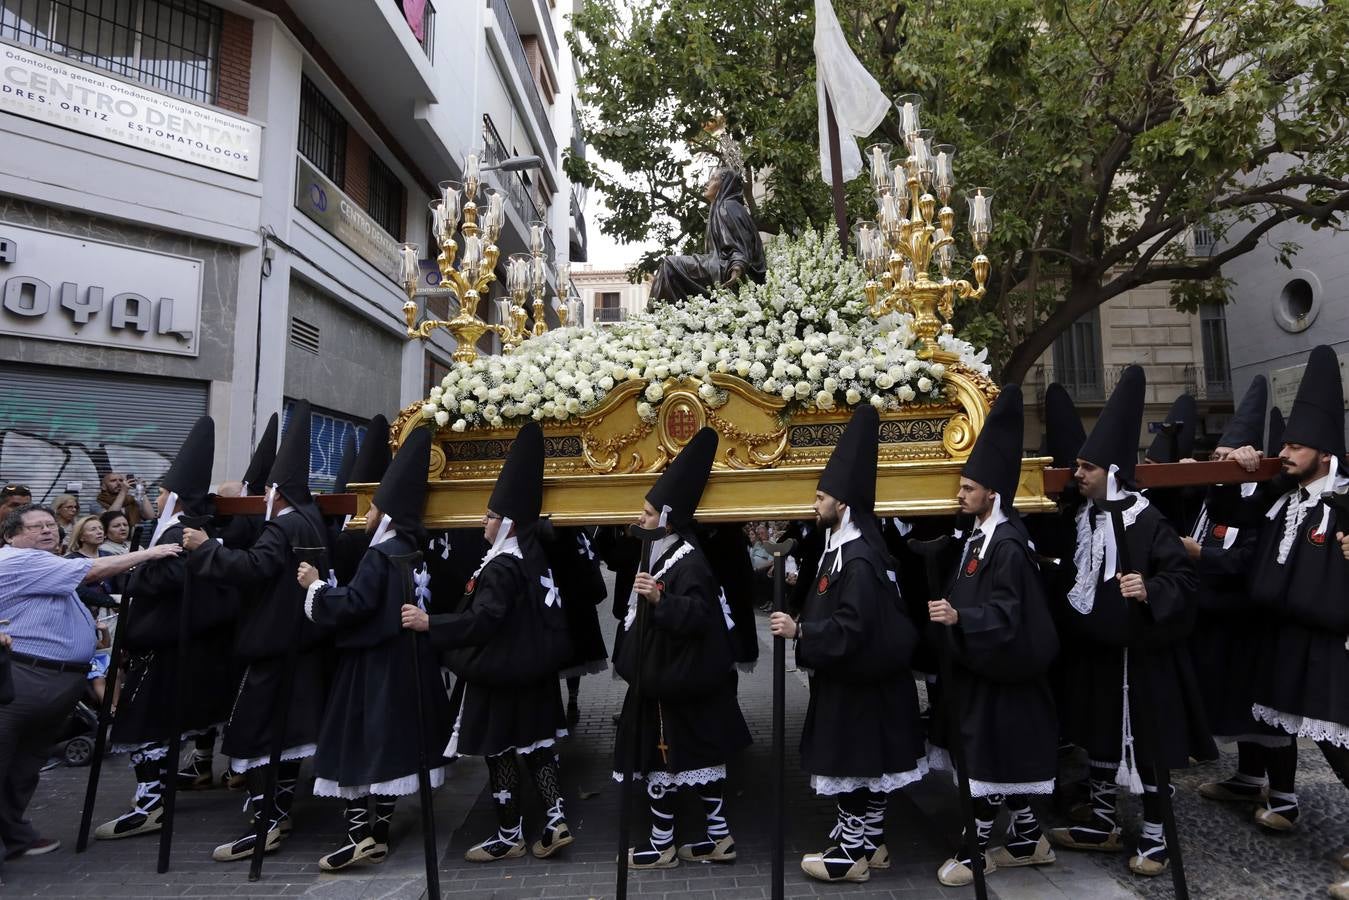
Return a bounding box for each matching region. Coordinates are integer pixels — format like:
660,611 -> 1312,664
0,504 -> 179,861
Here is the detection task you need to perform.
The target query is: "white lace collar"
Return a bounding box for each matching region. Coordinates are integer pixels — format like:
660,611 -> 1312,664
819,507 -> 862,574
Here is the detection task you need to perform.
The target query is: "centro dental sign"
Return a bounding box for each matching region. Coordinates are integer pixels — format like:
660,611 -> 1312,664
0,40 -> 261,179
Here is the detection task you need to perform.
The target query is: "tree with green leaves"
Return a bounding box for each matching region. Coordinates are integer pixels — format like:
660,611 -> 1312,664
568,0 -> 1349,382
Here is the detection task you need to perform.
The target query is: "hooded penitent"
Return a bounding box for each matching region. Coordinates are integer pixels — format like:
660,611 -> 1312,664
332,432 -> 357,496
349,415 -> 392,486
160,416 -> 215,517
269,401 -> 315,509
1078,365 -> 1146,484
1043,383 -> 1087,470
241,413 -> 279,496
817,404 -> 893,563
1267,406 -> 1286,458
646,427 -> 718,535
963,385 -> 1024,510
1145,393 -> 1198,463
1280,344 -> 1346,461
1218,376 -> 1268,450
489,422 -> 545,527
372,426 -> 431,537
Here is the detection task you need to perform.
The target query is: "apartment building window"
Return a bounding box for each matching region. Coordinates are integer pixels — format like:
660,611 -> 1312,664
1200,304 -> 1232,398
594,291 -> 623,323
1052,307 -> 1105,401
399,0 -> 433,60
298,75 -> 346,188
2,0 -> 223,103
367,153 -> 404,239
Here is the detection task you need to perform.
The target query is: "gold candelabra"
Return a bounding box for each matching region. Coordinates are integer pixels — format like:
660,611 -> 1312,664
856,94 -> 991,358
401,152 -> 572,363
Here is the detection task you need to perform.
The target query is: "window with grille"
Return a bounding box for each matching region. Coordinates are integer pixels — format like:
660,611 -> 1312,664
367,152 -> 404,239
298,75 -> 346,187
1052,307 -> 1105,401
1200,305 -> 1231,398
1,0 -> 223,103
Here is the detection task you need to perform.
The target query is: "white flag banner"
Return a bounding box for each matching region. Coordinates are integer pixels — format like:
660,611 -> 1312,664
814,0 -> 890,184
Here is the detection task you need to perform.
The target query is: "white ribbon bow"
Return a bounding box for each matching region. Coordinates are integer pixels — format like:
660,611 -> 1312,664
413,565 -> 432,611
540,569 -> 561,608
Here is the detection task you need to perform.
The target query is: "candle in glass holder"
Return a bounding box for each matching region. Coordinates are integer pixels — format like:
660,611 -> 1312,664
557,261 -> 571,294
529,220 -> 546,254
532,255 -> 547,290
896,93 -> 923,144
967,188 -> 994,250
400,244 -> 420,293
428,200 -> 446,244
934,144 -> 956,201
440,181 -> 462,232
463,235 -> 482,282
464,153 -> 481,194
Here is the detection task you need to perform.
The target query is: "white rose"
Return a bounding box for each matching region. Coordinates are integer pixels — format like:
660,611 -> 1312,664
422,403 -> 438,419
794,380 -> 812,397
904,359 -> 921,376
461,399 -> 478,414
869,394 -> 884,409
846,388 -> 862,405
763,378 -> 779,393
815,390 -> 834,408
875,373 -> 895,390
637,402 -> 654,420
434,410 -> 450,427
749,361 -> 767,380
929,363 -> 947,378
490,416 -> 504,428
599,375 -> 615,390
899,385 -> 917,402
859,365 -> 876,381
451,418 -> 467,432
565,398 -> 581,414
781,384 -> 796,400
918,377 -> 933,393
645,383 -> 664,402
839,365 -> 857,381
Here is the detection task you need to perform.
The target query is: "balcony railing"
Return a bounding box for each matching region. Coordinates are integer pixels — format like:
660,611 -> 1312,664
1030,364 -> 1126,405
485,0 -> 557,160
400,0 -> 435,60
593,306 -> 626,324
1184,364 -> 1233,402
482,115 -> 556,261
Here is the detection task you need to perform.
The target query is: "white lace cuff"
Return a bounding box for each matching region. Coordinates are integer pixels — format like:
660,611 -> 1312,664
304,580 -> 324,622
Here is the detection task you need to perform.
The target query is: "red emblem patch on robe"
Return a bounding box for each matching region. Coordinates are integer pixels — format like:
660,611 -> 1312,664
1309,529 -> 1326,547
464,577 -> 476,594
817,575 -> 830,594
965,557 -> 979,576
1212,524 -> 1228,540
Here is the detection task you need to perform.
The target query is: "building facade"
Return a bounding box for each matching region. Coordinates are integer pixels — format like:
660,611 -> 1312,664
570,264 -> 649,326
0,0 -> 585,501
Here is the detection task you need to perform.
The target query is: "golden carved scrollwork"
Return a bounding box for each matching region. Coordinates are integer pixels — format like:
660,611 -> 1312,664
369,356 -> 1039,529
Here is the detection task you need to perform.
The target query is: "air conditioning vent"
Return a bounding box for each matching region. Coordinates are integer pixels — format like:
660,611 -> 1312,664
289,317 -> 320,354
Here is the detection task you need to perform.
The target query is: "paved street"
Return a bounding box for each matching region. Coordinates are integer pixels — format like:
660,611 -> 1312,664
3,570 -> 1346,899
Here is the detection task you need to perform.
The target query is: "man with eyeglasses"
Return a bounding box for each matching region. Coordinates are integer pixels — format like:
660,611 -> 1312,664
0,504 -> 180,861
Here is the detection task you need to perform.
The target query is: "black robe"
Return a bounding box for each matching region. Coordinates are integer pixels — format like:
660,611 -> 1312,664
110,521 -> 237,748
931,520 -> 1058,795
795,537 -> 927,790
309,533 -> 450,795
648,171 -> 767,304
1059,499 -> 1216,771
695,523 -> 760,670
189,505 -> 332,763
613,539 -> 751,780
1185,500 -> 1284,742
429,551 -> 567,758
1209,479 -> 1349,744
544,526 -> 609,678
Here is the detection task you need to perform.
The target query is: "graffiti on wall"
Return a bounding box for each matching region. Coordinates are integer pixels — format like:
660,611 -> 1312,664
282,401 -> 367,493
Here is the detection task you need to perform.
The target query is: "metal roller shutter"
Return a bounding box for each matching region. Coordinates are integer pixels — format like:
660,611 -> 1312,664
0,363 -> 209,506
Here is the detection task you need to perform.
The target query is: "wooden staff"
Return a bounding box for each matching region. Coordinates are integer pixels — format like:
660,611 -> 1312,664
909,534 -> 988,900
615,523 -> 665,900
762,538 -> 796,900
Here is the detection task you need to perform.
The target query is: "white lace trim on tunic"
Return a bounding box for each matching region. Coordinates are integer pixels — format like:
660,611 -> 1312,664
611,764 -> 727,788
313,766 -> 445,800
1066,477 -> 1149,615
1252,704 -> 1349,749
968,778 -> 1056,798
623,540 -> 694,632
810,762 -> 929,797
229,743 -> 317,773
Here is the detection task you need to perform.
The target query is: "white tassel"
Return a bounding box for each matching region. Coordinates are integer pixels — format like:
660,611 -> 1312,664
1115,648 -> 1144,795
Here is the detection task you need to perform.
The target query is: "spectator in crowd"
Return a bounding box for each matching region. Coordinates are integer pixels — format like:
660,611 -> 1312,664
0,486 -> 32,548
63,516 -> 119,612
99,510 -> 131,556
94,472 -> 153,528
51,495 -> 79,545
748,522 -> 775,611
0,503 -> 180,860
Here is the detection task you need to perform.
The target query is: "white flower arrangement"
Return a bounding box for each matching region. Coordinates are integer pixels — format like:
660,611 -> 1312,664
424,227 -> 990,430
